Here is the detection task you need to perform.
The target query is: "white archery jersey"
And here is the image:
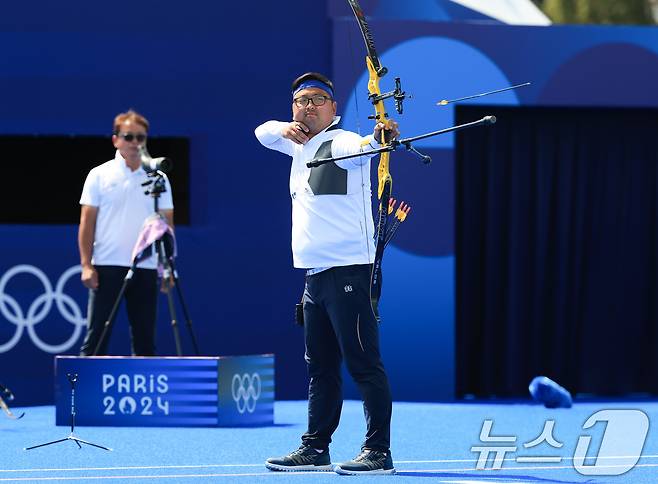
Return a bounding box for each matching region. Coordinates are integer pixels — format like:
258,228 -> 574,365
255,117 -> 377,269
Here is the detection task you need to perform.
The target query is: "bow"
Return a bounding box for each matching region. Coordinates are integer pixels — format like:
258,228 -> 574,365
346,0 -> 400,322
322,0 -> 523,321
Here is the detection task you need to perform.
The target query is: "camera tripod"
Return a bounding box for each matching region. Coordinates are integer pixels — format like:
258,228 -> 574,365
25,374 -> 111,451
92,170 -> 199,356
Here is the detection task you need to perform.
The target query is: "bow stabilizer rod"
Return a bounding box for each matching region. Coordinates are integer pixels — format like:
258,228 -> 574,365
306,115 -> 496,168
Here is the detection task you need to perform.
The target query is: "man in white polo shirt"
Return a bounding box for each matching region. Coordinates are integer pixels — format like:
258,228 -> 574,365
256,72 -> 399,475
78,110 -> 174,356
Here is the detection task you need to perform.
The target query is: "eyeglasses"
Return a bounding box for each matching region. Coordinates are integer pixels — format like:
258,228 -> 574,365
117,132 -> 147,143
293,95 -> 333,108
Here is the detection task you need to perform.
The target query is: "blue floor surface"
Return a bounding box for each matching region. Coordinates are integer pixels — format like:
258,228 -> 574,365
1,400 -> 657,483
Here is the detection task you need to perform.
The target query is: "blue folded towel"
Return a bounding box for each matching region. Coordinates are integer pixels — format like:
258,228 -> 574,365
529,376 -> 572,408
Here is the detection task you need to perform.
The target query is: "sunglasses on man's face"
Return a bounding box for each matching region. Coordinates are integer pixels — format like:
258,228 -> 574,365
117,132 -> 147,143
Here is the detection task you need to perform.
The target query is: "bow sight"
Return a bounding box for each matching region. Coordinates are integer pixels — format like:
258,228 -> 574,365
369,77 -> 406,116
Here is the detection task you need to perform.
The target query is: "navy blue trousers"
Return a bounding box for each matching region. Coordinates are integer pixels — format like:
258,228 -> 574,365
79,265 -> 158,356
301,264 -> 392,452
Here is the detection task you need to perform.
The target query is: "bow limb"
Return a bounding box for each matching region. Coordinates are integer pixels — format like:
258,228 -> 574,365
347,0 -> 398,321
366,57 -> 393,322
347,0 -> 394,198
366,57 -> 393,201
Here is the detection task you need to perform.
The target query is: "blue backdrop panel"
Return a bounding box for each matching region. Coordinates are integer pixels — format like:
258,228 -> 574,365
2,2 -> 658,406
0,0 -> 330,406
331,19 -> 658,402
55,355 -> 274,427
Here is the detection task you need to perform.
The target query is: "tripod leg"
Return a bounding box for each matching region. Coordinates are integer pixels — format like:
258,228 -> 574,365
92,267 -> 136,356
156,240 -> 182,356
175,282 -> 200,355
73,437 -> 113,451
165,289 -> 183,356
168,259 -> 200,355
24,437 -> 69,450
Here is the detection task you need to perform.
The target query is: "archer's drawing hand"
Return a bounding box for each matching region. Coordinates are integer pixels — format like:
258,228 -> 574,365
282,121 -> 310,145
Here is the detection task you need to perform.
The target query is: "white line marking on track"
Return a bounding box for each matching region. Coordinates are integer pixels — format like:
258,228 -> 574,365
396,453 -> 658,464
0,465 -> 262,473
3,453 -> 657,474
1,464 -> 657,481
2,454 -> 657,480
401,463 -> 658,473
0,473 -> 314,481
1,465 -> 658,482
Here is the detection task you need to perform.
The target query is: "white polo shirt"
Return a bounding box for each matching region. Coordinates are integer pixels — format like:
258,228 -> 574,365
80,150 -> 174,269
255,117 -> 377,269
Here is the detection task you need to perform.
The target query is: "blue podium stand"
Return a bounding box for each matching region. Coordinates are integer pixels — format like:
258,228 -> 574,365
54,355 -> 274,427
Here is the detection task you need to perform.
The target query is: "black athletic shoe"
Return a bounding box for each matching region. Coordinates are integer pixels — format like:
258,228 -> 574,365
334,449 -> 395,475
265,444 -> 333,472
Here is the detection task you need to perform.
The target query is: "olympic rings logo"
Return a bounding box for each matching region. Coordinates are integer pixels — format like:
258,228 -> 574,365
0,265 -> 86,354
231,373 -> 261,414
